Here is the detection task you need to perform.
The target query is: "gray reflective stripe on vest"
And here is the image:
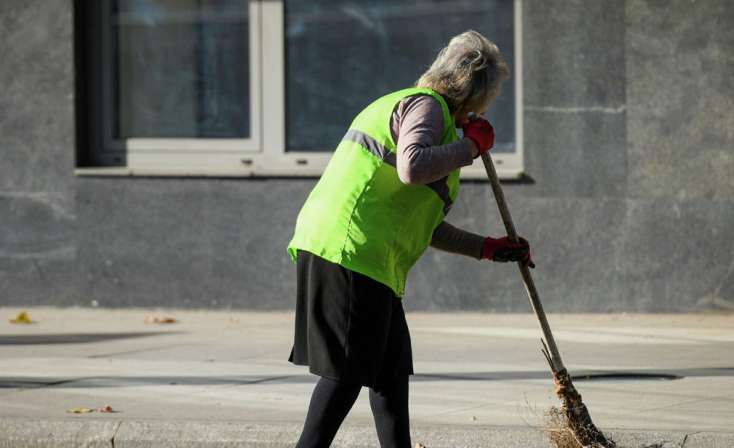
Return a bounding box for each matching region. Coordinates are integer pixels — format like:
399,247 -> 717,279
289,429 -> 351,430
342,129 -> 453,215
342,129 -> 397,166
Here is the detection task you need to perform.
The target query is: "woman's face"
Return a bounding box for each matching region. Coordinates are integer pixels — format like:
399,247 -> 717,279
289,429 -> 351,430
455,87 -> 500,127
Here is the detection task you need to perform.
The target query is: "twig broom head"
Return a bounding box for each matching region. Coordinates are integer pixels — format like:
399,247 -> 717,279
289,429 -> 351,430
542,344 -> 616,448
545,405 -> 583,448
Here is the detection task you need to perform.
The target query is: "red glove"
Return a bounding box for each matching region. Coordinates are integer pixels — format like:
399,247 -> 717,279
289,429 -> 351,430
481,236 -> 535,268
462,117 -> 494,158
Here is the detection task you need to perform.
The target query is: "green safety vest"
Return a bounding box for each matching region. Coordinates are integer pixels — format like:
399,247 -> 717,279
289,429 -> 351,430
287,87 -> 460,297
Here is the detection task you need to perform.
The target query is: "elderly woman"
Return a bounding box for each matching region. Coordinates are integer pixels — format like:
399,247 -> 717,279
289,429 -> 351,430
287,30 -> 532,447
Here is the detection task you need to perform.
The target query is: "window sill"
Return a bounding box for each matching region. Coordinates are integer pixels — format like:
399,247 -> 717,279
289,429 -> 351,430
74,167 -> 262,178
74,166 -> 527,181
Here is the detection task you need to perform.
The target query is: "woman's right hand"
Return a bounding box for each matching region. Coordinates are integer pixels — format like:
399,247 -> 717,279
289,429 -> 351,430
462,117 -> 495,158
481,236 -> 535,268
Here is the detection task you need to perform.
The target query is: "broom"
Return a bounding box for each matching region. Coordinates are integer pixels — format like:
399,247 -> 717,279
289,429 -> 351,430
480,152 -> 616,448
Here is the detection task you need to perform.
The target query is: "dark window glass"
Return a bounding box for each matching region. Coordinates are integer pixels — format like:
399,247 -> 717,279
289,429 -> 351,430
285,0 -> 515,152
112,0 -> 250,138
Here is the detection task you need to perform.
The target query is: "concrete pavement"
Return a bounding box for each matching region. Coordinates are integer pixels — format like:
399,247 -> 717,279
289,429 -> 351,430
1,307 -> 733,447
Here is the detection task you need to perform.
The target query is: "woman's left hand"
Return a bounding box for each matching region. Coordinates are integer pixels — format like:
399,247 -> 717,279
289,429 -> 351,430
481,236 -> 535,268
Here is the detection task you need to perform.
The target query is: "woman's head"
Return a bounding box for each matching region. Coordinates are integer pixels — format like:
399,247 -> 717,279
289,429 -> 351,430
416,30 -> 509,125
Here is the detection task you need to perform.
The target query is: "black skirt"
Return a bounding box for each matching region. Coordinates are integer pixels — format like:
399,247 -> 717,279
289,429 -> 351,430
289,250 -> 413,391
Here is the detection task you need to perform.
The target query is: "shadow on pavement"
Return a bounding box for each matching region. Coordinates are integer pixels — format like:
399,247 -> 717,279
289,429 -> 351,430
0,332 -> 181,345
1,367 -> 732,389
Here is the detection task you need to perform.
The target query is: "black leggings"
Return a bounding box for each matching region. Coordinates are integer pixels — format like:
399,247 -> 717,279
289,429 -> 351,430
295,376 -> 411,448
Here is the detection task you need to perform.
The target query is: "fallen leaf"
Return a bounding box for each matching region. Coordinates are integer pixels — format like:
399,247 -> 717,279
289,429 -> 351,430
67,407 -> 94,414
9,311 -> 35,324
98,405 -> 117,413
144,315 -> 177,324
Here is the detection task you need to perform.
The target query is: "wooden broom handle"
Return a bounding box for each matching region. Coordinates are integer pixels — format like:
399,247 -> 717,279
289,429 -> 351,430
480,152 -> 566,371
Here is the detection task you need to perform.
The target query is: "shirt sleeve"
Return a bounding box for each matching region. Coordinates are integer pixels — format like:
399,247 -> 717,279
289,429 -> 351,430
392,95 -> 475,185
430,221 -> 485,259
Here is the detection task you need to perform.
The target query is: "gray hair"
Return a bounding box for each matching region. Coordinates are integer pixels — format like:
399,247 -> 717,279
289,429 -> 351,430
416,30 -> 510,114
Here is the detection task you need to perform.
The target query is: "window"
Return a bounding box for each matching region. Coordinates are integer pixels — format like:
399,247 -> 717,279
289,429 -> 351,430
79,0 -> 523,178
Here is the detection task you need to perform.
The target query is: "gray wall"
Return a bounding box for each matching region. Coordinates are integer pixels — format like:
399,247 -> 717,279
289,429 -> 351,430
1,0 -> 733,312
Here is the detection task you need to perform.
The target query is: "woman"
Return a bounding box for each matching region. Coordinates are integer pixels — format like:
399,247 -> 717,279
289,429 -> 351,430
286,30 -> 533,447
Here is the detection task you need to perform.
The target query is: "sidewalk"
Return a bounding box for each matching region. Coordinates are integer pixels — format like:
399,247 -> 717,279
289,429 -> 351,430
1,307 -> 733,447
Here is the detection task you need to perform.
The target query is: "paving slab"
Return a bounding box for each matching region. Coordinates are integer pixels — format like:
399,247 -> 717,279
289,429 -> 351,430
3,419 -> 734,448
0,419 -> 120,448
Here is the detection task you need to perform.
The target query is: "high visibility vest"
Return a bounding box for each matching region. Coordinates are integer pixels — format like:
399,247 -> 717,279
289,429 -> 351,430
287,87 -> 460,297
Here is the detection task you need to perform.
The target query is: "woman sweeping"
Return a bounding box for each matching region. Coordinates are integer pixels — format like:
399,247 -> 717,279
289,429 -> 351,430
287,30 -> 533,448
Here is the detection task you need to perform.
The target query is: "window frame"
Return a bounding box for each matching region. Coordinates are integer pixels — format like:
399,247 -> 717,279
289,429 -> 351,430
79,0 -> 524,179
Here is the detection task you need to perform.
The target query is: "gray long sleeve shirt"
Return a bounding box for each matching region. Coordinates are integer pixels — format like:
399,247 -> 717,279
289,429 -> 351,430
389,94 -> 485,260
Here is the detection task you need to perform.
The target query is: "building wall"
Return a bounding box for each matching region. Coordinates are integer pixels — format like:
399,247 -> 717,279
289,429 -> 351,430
1,0 -> 733,311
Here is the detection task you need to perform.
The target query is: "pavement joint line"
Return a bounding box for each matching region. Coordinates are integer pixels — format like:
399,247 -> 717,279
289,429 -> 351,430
566,328 -> 734,343
622,397 -> 716,416
110,420 -> 122,448
412,402 -> 499,420
556,381 -> 734,402
87,342 -> 194,358
413,327 -> 711,345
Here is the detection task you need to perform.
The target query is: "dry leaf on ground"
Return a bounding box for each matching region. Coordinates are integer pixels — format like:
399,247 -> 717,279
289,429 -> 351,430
144,315 -> 177,324
9,311 -> 35,324
66,407 -> 94,414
